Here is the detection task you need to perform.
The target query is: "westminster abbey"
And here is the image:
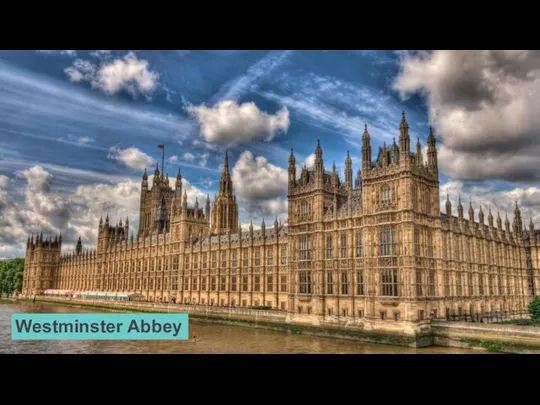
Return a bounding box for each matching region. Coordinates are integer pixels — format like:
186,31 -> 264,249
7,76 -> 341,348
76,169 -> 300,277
22,113 -> 540,331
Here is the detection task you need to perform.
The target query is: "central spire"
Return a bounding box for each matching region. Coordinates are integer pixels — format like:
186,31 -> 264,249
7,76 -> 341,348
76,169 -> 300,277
219,150 -> 233,196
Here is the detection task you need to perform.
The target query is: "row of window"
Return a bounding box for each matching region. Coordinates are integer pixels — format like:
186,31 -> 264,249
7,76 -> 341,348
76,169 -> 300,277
299,269 -> 398,296
83,275 -> 290,293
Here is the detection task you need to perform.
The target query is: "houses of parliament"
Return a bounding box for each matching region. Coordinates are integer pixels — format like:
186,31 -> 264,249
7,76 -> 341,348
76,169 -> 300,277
21,113 -> 540,332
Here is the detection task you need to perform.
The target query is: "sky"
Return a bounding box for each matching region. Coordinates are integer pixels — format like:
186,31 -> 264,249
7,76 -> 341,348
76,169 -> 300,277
2,49 -> 540,258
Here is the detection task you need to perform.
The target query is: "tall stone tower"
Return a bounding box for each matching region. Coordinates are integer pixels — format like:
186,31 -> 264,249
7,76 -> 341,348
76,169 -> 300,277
287,139 -> 349,315
361,112 -> 440,322
138,164 -> 175,238
22,233 -> 62,295
211,151 -> 239,235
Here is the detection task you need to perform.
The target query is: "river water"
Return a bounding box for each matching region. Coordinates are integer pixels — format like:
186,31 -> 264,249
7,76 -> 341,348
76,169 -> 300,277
0,301 -> 488,354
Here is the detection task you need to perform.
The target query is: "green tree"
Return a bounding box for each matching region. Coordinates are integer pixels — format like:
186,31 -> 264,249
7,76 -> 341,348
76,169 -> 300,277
529,296 -> 540,322
0,258 -> 25,297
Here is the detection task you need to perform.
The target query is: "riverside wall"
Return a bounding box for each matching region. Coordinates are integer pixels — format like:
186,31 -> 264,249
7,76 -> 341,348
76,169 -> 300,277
6,296 -> 540,353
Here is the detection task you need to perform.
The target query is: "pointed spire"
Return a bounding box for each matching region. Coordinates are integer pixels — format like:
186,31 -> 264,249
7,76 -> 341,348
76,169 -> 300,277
142,168 -> 148,180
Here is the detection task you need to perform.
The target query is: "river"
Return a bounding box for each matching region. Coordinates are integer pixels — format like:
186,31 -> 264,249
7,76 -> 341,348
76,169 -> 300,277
0,301 -> 489,354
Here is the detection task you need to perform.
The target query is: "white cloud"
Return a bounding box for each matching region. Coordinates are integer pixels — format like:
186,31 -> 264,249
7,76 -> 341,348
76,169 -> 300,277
108,147 -> 154,170
199,153 -> 209,168
304,153 -> 315,168
183,152 -> 195,162
393,50 -> 540,181
231,150 -> 288,218
65,59 -> 96,83
64,52 -> 159,98
168,155 -> 178,163
37,50 -> 76,57
90,50 -> 111,58
186,100 -> 290,147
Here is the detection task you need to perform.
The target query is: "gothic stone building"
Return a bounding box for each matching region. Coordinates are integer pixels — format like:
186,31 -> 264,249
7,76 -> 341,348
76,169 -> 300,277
22,113 -> 540,333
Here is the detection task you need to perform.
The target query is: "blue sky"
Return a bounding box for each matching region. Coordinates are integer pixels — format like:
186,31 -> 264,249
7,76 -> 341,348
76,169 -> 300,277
1,50 -> 540,258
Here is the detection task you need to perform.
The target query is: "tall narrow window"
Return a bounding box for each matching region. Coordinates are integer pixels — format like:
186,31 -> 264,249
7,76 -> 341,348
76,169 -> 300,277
299,271 -> 312,294
381,269 -> 398,296
355,231 -> 363,257
299,235 -> 312,261
381,184 -> 392,205
428,270 -> 436,296
326,235 -> 333,259
416,270 -> 423,297
340,234 -> 347,258
280,246 -> 287,264
341,271 -> 348,295
380,227 -> 396,256
327,272 -> 333,294
357,270 -> 364,295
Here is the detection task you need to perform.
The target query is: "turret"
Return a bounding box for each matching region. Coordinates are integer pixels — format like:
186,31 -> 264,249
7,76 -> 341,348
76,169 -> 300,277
288,148 -> 296,188
399,111 -> 410,159
497,211 -> 503,231
445,193 -> 452,219
344,150 -> 352,190
427,126 -> 437,173
362,124 -> 371,171
457,196 -> 463,221
205,194 -> 211,218
175,168 -> 182,196
468,200 -> 474,225
76,237 -> 82,255
416,137 -> 423,166
314,138 -> 323,180
513,201 -> 522,238
331,160 -> 338,188
478,204 -> 484,226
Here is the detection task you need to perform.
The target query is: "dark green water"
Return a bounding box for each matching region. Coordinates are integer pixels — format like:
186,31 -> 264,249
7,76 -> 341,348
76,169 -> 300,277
0,301 -> 488,354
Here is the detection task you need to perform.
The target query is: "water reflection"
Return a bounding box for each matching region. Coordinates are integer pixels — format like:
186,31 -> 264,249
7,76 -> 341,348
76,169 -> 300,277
0,301 -> 489,354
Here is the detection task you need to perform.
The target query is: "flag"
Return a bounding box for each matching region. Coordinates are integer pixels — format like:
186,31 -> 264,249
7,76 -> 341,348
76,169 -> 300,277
157,144 -> 164,149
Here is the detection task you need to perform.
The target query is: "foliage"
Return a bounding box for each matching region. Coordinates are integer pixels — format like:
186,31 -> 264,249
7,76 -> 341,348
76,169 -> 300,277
528,296 -> 540,322
0,258 -> 24,296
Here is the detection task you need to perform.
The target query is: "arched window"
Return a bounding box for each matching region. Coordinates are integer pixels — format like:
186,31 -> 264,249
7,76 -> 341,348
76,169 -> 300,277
381,184 -> 392,206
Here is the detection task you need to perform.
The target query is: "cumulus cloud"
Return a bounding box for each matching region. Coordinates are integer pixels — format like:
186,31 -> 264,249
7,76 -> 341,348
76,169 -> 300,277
393,50 -> 540,181
90,50 -> 111,58
183,152 -> 195,162
108,147 -> 154,170
65,52 -> 159,98
186,100 -> 290,147
231,150 -> 288,218
168,155 -> 178,163
0,166 -> 206,258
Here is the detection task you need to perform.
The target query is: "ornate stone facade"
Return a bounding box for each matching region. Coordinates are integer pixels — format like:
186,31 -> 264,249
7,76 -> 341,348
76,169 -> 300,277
22,113 -> 540,332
